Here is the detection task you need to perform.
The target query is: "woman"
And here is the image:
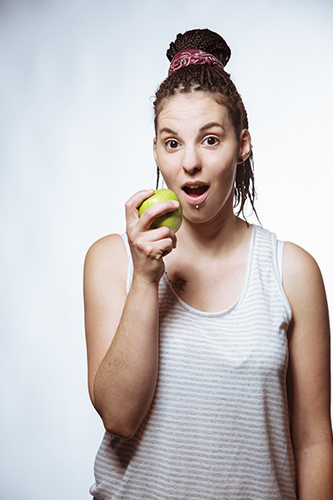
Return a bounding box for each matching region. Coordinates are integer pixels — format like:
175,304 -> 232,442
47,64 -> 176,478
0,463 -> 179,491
84,29 -> 333,499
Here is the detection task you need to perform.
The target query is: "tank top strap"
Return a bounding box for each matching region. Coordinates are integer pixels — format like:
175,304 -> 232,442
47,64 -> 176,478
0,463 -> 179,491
120,232 -> 133,294
277,239 -> 284,284
252,225 -> 290,315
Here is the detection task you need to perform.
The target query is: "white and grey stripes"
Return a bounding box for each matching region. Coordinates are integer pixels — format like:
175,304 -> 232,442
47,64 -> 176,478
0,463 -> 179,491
90,225 -> 297,499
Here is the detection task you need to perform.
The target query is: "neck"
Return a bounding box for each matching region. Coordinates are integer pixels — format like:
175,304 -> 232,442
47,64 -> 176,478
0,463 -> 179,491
177,211 -> 249,258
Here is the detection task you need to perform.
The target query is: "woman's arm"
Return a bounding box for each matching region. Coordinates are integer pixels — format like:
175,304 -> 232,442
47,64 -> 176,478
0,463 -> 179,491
84,189 -> 178,439
283,242 -> 333,499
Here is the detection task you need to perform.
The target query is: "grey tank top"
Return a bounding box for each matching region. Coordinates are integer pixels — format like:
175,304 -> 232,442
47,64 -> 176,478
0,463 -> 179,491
90,224 -> 297,499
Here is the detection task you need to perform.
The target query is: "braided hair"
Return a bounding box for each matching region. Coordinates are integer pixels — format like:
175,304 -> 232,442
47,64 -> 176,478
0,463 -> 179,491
153,29 -> 258,221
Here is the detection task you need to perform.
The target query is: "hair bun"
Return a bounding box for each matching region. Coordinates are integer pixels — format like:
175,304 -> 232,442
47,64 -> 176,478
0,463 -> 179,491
166,28 -> 231,67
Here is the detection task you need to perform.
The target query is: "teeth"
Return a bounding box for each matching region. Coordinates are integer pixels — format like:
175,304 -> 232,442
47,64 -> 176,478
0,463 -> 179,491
187,185 -> 202,189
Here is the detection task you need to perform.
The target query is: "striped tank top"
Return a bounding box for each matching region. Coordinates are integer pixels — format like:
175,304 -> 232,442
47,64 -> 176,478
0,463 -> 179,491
90,225 -> 297,499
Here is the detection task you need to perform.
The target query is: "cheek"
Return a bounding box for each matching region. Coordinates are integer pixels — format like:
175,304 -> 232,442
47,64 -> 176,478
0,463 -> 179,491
155,145 -> 167,166
157,151 -> 179,176
212,164 -> 238,201
213,156 -> 237,181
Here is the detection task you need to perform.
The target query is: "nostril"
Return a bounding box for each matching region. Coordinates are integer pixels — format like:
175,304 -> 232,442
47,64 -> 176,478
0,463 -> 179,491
182,156 -> 202,173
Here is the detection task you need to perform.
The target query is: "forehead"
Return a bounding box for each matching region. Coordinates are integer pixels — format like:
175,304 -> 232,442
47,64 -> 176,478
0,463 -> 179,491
156,92 -> 233,133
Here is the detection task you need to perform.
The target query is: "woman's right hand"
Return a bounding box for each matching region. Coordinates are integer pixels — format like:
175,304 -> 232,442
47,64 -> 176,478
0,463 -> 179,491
125,189 -> 179,284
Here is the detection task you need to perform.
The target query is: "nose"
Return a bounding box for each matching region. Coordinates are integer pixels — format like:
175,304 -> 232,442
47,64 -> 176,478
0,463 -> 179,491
182,145 -> 202,174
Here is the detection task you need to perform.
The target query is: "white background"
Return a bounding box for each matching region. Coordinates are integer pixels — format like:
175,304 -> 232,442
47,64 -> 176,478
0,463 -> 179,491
0,0 -> 332,498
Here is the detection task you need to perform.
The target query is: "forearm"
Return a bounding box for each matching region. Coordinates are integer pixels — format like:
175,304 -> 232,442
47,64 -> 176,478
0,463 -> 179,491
295,439 -> 333,500
94,275 -> 160,439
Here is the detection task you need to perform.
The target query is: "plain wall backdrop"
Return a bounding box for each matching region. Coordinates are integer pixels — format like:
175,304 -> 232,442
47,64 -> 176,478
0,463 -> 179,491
1,0 -> 332,498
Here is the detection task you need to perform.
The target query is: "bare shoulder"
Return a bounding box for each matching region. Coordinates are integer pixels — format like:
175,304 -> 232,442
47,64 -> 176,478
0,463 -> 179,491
85,233 -> 128,266
83,233 -> 129,324
84,233 -> 128,289
282,241 -> 328,320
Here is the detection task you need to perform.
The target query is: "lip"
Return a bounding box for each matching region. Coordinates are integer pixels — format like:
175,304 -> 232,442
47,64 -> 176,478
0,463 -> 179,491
181,182 -> 210,206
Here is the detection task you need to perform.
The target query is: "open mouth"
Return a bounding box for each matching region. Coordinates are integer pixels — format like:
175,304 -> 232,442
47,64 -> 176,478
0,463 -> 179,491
182,185 -> 209,197
181,183 -> 210,206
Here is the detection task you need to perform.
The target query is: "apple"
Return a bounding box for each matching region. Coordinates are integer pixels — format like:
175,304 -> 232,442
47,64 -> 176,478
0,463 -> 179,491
138,188 -> 182,232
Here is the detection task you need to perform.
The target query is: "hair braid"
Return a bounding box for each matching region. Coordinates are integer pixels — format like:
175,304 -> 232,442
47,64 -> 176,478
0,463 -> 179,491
166,29 -> 231,66
154,29 -> 259,221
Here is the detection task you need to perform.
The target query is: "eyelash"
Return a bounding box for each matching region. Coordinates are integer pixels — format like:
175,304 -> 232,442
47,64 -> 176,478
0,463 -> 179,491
203,136 -> 219,146
165,139 -> 180,150
164,135 -> 220,150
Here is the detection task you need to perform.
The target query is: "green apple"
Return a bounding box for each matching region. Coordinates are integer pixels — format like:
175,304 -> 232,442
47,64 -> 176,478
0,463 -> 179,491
138,188 -> 182,232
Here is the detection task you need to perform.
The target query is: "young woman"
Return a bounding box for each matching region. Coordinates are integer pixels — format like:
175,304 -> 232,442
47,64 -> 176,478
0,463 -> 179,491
84,29 -> 333,499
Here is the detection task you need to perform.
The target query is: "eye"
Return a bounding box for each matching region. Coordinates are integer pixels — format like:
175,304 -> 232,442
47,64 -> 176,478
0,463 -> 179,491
165,139 -> 180,150
203,136 -> 219,146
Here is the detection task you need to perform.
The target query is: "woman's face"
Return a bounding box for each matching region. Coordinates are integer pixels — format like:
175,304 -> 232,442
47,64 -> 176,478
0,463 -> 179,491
153,92 -> 251,227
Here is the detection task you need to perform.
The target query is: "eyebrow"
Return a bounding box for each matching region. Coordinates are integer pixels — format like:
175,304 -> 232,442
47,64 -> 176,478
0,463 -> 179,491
158,122 -> 224,136
158,127 -> 179,136
199,122 -> 224,132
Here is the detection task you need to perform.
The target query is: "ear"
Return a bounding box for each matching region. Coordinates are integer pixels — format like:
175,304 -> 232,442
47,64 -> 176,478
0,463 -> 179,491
153,137 -> 157,163
238,129 -> 251,163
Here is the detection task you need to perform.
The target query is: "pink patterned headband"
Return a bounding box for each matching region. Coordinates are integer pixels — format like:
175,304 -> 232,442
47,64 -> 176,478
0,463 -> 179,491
168,49 -> 224,76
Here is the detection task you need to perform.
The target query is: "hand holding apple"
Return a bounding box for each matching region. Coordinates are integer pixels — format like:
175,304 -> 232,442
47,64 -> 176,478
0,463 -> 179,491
138,189 -> 182,232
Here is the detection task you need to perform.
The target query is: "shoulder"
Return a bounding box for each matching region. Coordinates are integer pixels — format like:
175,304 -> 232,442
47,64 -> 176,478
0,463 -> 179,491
283,241 -> 324,290
84,233 -> 128,290
85,233 -> 127,264
282,241 -> 328,316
